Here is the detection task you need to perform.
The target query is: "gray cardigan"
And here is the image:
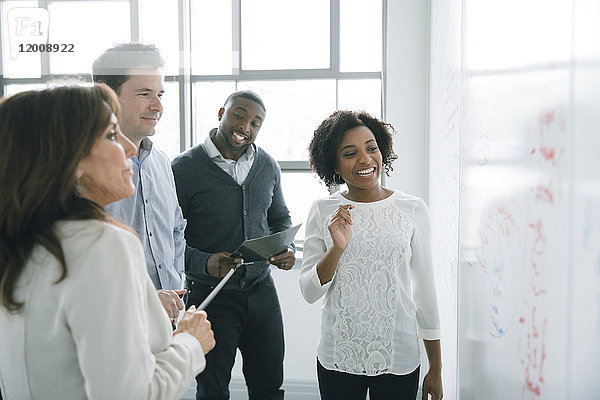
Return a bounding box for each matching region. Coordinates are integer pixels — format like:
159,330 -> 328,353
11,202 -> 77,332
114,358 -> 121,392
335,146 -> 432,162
171,143 -> 292,290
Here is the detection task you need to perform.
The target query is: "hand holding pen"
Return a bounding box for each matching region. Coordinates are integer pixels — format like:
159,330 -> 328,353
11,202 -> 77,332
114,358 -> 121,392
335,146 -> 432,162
206,252 -> 243,278
316,204 -> 354,286
327,204 -> 354,250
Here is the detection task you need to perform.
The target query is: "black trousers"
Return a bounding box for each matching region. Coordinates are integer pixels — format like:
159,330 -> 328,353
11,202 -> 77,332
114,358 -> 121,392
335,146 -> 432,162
186,275 -> 284,400
317,359 -> 420,400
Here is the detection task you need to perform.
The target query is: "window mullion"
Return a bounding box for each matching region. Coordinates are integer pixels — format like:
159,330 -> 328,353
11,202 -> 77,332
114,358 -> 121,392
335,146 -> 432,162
38,0 -> 50,77
331,0 -> 340,73
232,0 -> 241,75
331,0 -> 340,109
381,0 -> 388,121
179,0 -> 192,150
0,0 -> 5,97
130,0 -> 139,41
278,161 -> 310,171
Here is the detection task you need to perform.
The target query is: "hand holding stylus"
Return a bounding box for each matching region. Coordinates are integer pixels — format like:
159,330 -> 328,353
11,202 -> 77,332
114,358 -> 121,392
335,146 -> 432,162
206,252 -> 243,278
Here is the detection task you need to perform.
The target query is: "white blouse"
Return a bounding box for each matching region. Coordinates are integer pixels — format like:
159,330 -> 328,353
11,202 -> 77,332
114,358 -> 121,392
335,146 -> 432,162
300,190 -> 441,376
0,220 -> 206,400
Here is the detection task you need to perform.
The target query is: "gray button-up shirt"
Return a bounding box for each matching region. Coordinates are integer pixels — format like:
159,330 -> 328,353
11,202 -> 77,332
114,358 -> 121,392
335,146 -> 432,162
106,138 -> 186,290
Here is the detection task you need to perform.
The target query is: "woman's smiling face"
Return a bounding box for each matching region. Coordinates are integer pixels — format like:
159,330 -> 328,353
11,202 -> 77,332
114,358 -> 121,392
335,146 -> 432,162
335,125 -> 383,194
76,113 -> 137,207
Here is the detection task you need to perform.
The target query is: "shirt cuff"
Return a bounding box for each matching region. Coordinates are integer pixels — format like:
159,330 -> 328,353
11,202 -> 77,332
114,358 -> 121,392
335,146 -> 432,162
310,265 -> 332,289
173,332 -> 207,376
418,327 -> 442,341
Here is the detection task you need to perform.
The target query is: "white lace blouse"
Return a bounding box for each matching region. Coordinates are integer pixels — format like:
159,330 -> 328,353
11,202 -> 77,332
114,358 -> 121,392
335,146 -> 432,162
299,190 -> 441,376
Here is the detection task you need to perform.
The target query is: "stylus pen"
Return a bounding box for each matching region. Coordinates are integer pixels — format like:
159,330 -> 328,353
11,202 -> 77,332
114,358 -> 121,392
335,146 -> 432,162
198,268 -> 236,310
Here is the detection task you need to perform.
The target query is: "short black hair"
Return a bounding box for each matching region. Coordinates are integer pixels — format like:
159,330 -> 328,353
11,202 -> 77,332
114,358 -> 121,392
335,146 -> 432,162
92,42 -> 165,94
223,90 -> 266,113
309,110 -> 397,187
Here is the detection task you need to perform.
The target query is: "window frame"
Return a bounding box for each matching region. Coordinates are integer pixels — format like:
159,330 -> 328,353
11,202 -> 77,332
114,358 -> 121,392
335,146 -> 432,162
0,0 -> 385,165
0,0 -> 387,258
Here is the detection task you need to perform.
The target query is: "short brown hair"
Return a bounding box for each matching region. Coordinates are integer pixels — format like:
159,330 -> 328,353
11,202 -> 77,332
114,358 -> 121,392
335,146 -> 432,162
92,42 -> 165,94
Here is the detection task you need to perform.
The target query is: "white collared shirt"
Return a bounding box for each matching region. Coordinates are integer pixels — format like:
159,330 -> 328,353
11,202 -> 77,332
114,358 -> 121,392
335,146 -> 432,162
201,128 -> 256,185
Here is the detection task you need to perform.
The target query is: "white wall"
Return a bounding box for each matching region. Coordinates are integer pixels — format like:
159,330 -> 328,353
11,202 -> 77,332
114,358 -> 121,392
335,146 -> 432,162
385,2 -> 460,400
428,1 -> 461,398
384,0 -> 431,201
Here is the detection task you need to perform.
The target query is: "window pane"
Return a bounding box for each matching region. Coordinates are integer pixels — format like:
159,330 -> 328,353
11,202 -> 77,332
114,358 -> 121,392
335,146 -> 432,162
190,1 -> 232,75
241,0 -> 329,70
139,0 -> 179,76
1,1 -> 42,78
340,0 -> 382,72
192,81 -> 237,144
337,79 -> 382,118
280,171 -> 330,257
150,81 -> 180,160
4,83 -> 47,97
237,80 -> 336,161
4,80 -> 92,97
47,1 -> 130,74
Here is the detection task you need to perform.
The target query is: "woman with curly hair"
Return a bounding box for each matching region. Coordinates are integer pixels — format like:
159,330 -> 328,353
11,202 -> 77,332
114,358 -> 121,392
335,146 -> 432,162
300,110 -> 443,400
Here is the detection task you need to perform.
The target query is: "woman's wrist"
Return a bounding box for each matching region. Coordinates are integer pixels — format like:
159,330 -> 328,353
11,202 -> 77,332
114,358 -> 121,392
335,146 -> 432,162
428,362 -> 442,373
330,242 -> 348,252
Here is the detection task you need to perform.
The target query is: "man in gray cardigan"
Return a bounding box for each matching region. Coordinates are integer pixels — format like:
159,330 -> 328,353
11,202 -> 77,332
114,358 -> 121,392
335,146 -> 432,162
171,90 -> 295,400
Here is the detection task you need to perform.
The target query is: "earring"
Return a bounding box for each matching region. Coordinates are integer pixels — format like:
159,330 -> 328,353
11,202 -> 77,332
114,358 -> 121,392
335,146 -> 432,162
73,179 -> 82,195
333,173 -> 342,184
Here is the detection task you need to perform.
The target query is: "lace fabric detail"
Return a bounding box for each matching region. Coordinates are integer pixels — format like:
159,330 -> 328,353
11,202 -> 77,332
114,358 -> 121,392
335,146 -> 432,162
324,203 -> 414,375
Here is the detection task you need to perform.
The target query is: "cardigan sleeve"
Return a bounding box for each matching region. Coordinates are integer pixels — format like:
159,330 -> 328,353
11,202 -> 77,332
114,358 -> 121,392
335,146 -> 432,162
185,245 -> 214,279
299,200 -> 333,303
410,199 -> 442,340
265,155 -> 293,238
64,226 -> 206,400
172,151 -> 214,279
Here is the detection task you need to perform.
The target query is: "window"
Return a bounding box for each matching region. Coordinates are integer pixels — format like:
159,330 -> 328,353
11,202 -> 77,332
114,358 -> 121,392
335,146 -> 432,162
1,0 -> 42,78
46,1 -> 130,74
240,0 -> 330,70
0,0 -> 385,253
236,79 -> 337,161
190,1 -> 233,76
340,0 -> 383,72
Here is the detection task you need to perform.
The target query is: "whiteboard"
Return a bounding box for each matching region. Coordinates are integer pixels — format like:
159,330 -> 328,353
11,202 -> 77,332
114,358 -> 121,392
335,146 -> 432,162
429,0 -> 600,398
428,0 -> 461,398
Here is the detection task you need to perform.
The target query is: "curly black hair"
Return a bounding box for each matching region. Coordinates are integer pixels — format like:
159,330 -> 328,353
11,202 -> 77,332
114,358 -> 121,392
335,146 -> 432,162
309,110 -> 397,186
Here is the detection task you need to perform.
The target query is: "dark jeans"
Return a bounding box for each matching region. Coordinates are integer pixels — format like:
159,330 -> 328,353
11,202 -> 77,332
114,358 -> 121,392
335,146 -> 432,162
186,275 -> 284,400
317,359 -> 420,400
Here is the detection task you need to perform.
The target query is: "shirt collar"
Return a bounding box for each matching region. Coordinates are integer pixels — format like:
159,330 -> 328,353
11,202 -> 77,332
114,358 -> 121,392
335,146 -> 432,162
140,137 -> 153,152
203,128 -> 255,161
135,137 -> 153,164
